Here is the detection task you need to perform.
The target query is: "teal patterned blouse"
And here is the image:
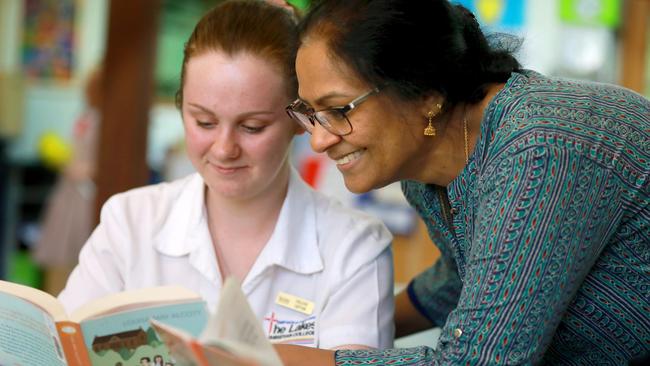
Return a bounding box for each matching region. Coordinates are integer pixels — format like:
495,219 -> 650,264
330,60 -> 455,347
336,70 -> 650,365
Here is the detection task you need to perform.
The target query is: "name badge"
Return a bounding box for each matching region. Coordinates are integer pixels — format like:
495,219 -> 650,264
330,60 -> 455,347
275,292 -> 314,315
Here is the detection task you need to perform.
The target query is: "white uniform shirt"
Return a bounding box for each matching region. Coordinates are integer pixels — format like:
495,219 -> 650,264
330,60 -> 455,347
58,169 -> 394,349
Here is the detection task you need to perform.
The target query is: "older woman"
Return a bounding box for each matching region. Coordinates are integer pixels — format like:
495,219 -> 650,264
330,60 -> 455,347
278,0 -> 650,365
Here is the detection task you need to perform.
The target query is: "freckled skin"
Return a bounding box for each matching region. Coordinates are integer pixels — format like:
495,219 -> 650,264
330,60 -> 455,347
182,51 -> 300,202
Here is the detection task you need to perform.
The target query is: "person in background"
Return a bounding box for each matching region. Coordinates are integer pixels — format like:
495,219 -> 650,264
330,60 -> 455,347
33,66 -> 103,294
58,0 -> 394,350
277,0 -> 650,364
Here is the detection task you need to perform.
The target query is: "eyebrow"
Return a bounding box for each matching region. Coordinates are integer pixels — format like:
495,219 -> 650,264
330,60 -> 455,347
301,91 -> 354,108
186,103 -> 276,119
187,103 -> 215,116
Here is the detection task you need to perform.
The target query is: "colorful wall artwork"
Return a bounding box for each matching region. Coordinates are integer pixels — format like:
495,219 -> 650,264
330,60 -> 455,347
22,0 -> 75,81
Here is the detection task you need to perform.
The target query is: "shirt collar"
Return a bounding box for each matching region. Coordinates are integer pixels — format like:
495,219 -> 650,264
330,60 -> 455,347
153,169 -> 324,281
246,167 -> 324,279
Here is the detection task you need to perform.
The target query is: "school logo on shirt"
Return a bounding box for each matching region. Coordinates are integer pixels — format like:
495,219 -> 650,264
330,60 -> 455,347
264,312 -> 316,345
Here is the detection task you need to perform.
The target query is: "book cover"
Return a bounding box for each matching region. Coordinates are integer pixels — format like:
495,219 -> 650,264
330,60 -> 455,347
0,280 -> 207,366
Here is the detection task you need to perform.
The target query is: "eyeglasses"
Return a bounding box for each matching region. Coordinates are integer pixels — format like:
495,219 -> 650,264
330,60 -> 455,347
285,87 -> 380,136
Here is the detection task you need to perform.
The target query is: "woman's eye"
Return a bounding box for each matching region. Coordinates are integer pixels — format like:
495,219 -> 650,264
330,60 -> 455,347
242,125 -> 265,133
196,121 -> 215,129
320,109 -> 347,123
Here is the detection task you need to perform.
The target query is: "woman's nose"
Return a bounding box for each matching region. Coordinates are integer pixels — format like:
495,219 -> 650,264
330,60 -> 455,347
211,128 -> 240,159
310,123 -> 341,154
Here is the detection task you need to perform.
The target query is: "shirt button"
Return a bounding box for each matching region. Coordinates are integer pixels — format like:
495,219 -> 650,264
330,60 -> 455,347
453,328 -> 463,338
450,207 -> 459,215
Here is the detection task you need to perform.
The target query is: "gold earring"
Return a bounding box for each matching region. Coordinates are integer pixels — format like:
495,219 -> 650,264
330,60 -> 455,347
424,103 -> 441,136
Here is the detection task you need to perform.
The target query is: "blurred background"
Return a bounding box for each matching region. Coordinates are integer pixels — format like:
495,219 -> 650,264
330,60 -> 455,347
0,0 -> 648,327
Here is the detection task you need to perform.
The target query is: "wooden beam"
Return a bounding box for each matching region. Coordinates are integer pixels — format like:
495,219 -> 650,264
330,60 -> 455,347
620,0 -> 649,92
94,1 -> 161,224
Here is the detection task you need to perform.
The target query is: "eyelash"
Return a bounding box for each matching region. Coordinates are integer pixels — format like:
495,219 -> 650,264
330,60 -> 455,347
196,121 -> 265,134
242,125 -> 265,133
196,121 -> 214,129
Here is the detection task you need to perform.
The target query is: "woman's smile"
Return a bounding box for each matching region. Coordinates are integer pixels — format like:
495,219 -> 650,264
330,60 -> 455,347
333,149 -> 366,168
210,163 -> 247,175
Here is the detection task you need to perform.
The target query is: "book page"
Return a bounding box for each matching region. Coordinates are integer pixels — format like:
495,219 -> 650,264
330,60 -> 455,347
0,292 -> 67,366
200,277 -> 282,366
152,321 -> 261,366
201,344 -> 259,366
152,319 -> 260,366
79,299 -> 207,366
0,280 -> 67,321
69,285 -> 201,323
150,319 -> 207,366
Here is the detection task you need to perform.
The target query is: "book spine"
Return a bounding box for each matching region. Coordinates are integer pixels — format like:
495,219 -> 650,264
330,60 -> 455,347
56,321 -> 92,366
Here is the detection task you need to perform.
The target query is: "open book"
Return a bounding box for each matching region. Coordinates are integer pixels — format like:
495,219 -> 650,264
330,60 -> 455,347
0,280 -> 207,366
150,277 -> 283,366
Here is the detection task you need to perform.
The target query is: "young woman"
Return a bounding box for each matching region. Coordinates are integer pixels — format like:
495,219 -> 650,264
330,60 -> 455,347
59,0 -> 394,350
278,0 -> 649,364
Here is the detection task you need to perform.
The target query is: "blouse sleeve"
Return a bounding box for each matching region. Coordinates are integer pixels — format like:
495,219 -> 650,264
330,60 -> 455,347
319,245 -> 394,349
336,141 -> 622,364
318,218 -> 395,350
57,196 -> 127,313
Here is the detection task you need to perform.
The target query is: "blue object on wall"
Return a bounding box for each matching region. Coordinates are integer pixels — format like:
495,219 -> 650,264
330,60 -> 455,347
452,0 -> 526,30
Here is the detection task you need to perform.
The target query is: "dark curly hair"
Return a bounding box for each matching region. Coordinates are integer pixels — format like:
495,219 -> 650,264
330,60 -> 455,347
299,0 -> 521,106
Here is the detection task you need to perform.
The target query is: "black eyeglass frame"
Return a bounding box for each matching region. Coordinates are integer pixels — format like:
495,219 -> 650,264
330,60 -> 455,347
285,87 -> 381,136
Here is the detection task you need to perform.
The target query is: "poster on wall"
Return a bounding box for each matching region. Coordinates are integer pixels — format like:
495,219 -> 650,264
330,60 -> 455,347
22,0 -> 75,81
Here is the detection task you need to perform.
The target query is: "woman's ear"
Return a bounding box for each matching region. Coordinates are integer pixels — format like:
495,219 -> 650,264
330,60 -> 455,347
420,93 -> 445,117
